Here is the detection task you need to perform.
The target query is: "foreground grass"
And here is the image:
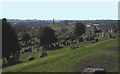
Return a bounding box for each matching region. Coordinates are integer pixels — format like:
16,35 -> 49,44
2,37 -> 118,72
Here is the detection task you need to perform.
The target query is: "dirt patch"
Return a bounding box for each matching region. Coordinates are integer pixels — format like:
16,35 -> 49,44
74,56 -> 118,72
103,47 -> 119,51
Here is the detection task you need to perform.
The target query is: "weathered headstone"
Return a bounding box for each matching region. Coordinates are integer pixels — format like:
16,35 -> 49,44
101,33 -> 104,37
81,67 -> 106,74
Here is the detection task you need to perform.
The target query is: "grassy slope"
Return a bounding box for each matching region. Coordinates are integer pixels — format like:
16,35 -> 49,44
47,24 -> 72,31
2,38 -> 118,72
47,24 -> 61,30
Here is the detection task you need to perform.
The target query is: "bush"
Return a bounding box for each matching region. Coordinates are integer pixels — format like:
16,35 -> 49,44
92,38 -> 98,43
79,37 -> 83,42
28,56 -> 34,61
95,39 -> 98,42
40,50 -> 48,58
85,36 -> 95,41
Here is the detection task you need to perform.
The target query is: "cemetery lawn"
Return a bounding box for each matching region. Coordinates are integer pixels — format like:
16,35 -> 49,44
47,24 -> 61,30
2,37 -> 118,72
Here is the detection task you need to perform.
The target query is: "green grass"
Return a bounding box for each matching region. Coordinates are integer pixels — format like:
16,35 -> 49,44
47,24 -> 72,31
47,24 -> 61,30
2,37 -> 118,72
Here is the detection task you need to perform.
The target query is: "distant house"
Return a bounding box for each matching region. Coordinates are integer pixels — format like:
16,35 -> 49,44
32,26 -> 35,29
93,24 -> 99,26
86,23 -> 92,27
86,24 -> 91,27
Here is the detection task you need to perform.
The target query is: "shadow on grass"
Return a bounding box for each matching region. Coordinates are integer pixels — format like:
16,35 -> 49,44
47,46 -> 63,51
2,60 -> 23,68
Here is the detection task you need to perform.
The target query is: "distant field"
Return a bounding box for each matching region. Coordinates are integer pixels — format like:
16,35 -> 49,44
47,24 -> 61,30
2,37 -> 118,72
47,24 -> 72,31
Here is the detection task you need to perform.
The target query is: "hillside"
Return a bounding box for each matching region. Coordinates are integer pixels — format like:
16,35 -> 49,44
2,37 -> 118,72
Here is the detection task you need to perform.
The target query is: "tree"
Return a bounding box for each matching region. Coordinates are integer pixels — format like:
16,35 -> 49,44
21,32 -> 31,45
14,22 -> 31,34
74,21 -> 86,38
2,18 -> 20,64
39,26 -> 58,49
64,20 -> 68,25
31,28 -> 39,37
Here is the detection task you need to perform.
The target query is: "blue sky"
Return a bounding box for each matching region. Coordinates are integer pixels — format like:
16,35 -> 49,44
1,2 -> 118,20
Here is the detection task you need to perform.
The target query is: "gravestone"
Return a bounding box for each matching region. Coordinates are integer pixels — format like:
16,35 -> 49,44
101,33 -> 104,37
81,67 -> 106,74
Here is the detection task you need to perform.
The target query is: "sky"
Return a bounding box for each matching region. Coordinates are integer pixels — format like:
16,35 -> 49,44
0,0 -> 119,20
